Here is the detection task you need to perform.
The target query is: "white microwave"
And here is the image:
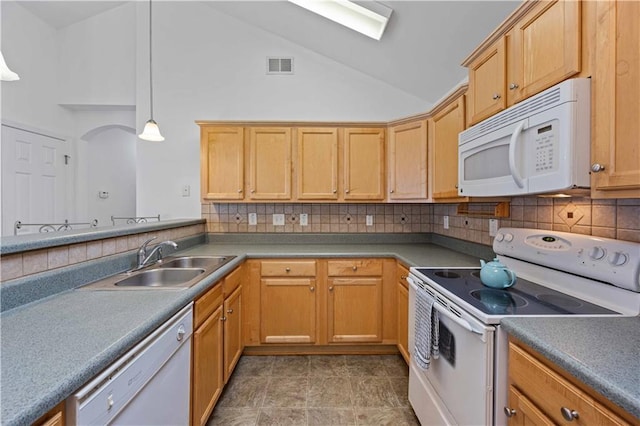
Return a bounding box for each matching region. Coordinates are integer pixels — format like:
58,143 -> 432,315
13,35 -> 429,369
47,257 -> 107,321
458,78 -> 591,197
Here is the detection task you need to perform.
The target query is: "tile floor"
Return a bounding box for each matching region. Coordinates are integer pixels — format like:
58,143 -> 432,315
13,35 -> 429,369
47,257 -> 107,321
206,354 -> 420,426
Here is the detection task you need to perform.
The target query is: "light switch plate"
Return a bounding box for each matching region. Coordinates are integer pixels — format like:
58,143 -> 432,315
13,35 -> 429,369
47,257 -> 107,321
444,216 -> 449,229
300,213 -> 308,226
248,213 -> 257,226
489,219 -> 499,236
366,215 -> 374,226
272,214 -> 285,226
181,185 -> 190,197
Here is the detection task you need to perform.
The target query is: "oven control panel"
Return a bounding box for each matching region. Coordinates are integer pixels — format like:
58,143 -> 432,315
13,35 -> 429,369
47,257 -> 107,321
493,228 -> 640,292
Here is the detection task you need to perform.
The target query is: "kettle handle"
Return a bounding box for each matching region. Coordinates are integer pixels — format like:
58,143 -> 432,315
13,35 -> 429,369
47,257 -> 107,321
504,269 -> 517,287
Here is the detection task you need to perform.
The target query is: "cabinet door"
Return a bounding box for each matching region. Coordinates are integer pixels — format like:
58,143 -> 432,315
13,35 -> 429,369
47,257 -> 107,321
509,0 -> 581,104
328,277 -> 382,343
260,278 -> 317,343
507,386 -> 554,426
396,266 -> 409,364
388,120 -> 428,200
200,126 -> 244,200
592,0 -> 640,197
223,286 -> 243,383
431,95 -> 466,200
249,127 -> 292,200
343,128 -> 385,200
296,127 -> 339,200
192,305 -> 224,426
468,38 -> 506,125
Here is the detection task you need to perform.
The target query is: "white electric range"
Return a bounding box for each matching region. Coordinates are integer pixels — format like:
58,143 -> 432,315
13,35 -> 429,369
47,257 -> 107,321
407,228 -> 640,426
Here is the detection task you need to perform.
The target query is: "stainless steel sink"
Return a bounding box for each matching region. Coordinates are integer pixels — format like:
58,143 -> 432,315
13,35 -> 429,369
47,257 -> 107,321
114,268 -> 205,288
79,255 -> 236,290
158,256 -> 231,269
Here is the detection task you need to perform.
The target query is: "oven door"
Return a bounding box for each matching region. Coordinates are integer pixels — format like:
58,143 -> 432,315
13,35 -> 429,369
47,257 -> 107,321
408,275 -> 495,426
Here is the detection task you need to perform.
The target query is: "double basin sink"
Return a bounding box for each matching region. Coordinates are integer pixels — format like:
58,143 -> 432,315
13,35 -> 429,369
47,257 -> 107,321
80,256 -> 235,290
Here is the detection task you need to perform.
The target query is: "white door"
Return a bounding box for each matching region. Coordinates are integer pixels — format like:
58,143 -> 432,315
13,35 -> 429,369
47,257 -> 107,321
1,125 -> 70,236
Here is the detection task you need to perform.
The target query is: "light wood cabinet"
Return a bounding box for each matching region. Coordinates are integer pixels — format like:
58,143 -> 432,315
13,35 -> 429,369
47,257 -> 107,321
192,284 -> 224,426
248,127 -> 292,200
327,259 -> 383,343
260,260 -> 318,344
200,126 -> 244,200
343,128 -> 385,200
465,0 -> 581,125
430,92 -> 466,200
222,268 -> 243,383
396,264 -> 409,363
507,340 -> 633,426
387,119 -> 428,200
296,127 -> 339,200
591,0 -> 640,198
33,402 -> 64,426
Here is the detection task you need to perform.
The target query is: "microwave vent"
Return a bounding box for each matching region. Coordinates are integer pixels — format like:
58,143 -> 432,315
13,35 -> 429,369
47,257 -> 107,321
461,86 -> 562,143
267,57 -> 294,74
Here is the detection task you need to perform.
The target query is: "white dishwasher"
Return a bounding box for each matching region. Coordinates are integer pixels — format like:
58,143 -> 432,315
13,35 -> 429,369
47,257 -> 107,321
67,303 -> 193,425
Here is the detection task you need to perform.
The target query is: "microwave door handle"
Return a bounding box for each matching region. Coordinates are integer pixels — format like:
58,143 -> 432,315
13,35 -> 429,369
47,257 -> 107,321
508,120 -> 526,188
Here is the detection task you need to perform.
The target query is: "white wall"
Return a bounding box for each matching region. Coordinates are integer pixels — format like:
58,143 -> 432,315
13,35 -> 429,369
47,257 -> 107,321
136,2 -> 428,219
57,3 -> 136,106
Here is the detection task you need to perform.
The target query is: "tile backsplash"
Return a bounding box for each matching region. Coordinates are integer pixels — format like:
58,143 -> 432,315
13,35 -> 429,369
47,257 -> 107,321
202,197 -> 640,244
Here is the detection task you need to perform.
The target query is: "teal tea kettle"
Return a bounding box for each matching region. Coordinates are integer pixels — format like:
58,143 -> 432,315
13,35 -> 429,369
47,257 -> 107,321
479,258 -> 517,289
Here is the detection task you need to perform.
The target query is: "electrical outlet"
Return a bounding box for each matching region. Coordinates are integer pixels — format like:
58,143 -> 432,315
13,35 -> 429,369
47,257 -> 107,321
489,219 -> 499,237
272,214 -> 285,226
444,215 -> 449,229
366,215 -> 374,226
248,213 -> 257,226
300,213 -> 308,226
181,185 -> 190,197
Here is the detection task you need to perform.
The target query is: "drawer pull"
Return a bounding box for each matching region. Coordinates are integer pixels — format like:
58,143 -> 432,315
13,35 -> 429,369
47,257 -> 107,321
509,83 -> 519,90
285,267 -> 291,272
310,286 -> 315,292
561,407 -> 579,421
352,266 -> 357,271
227,308 -> 233,314
329,286 -> 334,291
503,407 -> 516,418
492,93 -> 501,100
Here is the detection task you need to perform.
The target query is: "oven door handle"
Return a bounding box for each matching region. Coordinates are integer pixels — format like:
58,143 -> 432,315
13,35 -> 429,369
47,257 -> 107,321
508,120 -> 526,189
408,276 -> 485,336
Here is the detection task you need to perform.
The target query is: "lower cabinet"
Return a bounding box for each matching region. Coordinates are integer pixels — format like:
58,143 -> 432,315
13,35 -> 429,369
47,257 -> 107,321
33,402 -> 65,426
396,264 -> 410,363
191,266 -> 244,426
507,340 -> 634,426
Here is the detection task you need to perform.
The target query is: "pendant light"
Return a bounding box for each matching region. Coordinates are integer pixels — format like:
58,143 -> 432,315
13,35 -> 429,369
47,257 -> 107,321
0,51 -> 20,81
139,0 -> 164,141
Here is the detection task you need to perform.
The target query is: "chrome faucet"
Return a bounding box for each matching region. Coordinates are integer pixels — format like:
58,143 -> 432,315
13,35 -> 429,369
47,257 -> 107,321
135,237 -> 178,270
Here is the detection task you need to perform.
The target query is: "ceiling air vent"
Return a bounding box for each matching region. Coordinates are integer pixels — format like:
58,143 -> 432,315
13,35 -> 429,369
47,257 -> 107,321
267,57 -> 294,75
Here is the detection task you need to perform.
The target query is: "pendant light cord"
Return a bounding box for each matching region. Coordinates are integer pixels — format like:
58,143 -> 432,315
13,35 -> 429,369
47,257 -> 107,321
149,0 -> 154,120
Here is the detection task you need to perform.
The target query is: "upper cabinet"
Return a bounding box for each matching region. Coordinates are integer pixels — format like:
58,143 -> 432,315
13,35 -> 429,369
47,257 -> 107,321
248,127 -> 292,200
430,90 -> 466,200
465,0 -> 582,125
591,0 -> 640,198
343,128 -> 386,201
200,126 -> 244,200
296,127 -> 339,200
387,119 -> 428,201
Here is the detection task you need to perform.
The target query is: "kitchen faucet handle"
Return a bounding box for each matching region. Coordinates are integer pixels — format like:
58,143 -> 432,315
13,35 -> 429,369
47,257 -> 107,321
140,237 -> 157,251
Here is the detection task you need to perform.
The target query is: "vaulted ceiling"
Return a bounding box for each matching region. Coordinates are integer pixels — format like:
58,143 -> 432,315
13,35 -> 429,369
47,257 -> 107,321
12,0 -> 519,104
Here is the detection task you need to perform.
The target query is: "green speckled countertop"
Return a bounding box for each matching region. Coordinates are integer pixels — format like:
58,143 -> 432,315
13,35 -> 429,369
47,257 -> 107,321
501,317 -> 640,420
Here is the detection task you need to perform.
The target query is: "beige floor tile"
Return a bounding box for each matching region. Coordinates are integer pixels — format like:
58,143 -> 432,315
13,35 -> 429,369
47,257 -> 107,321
257,408 -> 307,425
308,377 -> 352,408
263,377 -> 309,407
307,408 -> 356,425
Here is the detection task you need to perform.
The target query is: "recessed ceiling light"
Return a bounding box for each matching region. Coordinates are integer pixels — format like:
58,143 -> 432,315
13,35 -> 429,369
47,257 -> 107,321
288,0 -> 393,41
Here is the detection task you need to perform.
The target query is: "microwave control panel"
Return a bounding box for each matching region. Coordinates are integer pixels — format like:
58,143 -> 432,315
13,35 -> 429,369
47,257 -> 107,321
533,120 -> 558,174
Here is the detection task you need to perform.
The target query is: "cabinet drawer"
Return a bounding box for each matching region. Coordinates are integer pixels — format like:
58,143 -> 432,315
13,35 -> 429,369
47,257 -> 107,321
223,266 -> 242,296
328,259 -> 383,276
509,342 -> 629,425
261,260 -> 316,277
195,283 -> 223,328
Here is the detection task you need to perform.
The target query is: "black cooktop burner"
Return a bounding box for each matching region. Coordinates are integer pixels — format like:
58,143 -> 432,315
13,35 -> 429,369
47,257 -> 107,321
414,268 -> 618,316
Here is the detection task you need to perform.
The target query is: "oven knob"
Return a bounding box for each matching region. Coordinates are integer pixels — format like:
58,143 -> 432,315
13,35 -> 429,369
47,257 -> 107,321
608,251 -> 628,266
504,233 -> 514,242
589,246 -> 606,260
495,233 -> 504,242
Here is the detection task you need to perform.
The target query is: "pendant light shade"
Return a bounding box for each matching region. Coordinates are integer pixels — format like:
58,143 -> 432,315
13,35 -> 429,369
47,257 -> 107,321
139,0 -> 164,141
0,51 -> 20,81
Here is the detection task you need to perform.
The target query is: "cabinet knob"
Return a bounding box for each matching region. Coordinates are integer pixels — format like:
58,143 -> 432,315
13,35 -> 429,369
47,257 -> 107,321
221,316 -> 226,321
504,407 -> 516,418
176,325 -> 186,341
227,308 -> 233,314
352,266 -> 357,271
591,163 -> 605,173
310,286 -> 315,292
238,189 -> 242,193
509,83 -> 519,90
401,275 -> 407,279
492,93 -> 501,100
345,189 -> 350,194
390,189 -> 394,193
560,407 -> 579,421
250,189 -> 255,193
285,267 -> 291,272
329,286 -> 334,291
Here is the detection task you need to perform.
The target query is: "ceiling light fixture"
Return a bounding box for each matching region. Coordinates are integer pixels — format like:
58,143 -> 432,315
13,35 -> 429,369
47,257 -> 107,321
139,0 -> 164,141
288,0 -> 392,41
0,51 -> 20,81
